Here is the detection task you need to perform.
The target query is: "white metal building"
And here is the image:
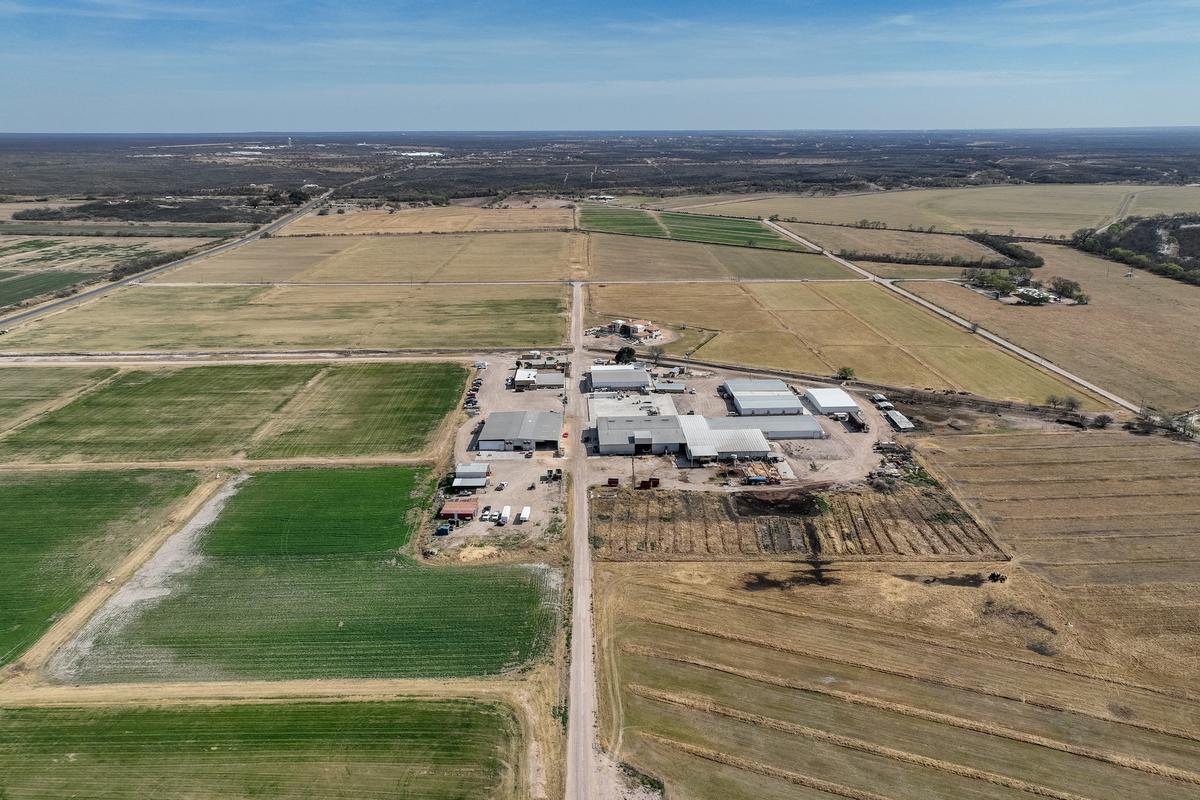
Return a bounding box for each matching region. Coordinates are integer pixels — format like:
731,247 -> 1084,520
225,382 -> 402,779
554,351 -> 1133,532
804,387 -> 860,415
724,379 -> 804,415
708,415 -> 826,440
885,409 -> 916,431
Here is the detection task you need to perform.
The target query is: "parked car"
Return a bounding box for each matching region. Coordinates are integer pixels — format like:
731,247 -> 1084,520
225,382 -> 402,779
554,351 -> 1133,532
496,481 -> 508,491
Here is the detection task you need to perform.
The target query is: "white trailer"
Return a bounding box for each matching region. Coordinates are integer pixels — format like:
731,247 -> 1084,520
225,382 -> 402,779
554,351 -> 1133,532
498,505 -> 512,526
518,506 -> 532,524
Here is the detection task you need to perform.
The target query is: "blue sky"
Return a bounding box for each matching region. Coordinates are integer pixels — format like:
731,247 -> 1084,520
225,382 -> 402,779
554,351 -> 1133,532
2,0 -> 1198,132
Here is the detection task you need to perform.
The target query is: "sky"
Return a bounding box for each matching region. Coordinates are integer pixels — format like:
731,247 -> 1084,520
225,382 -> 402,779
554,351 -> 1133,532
1,0 -> 1198,132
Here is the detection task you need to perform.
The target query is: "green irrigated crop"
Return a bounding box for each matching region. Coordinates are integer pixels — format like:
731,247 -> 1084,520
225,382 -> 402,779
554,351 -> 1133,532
248,362 -> 467,459
579,205 -> 668,237
67,468 -> 561,683
0,362 -> 466,463
656,212 -> 803,250
0,470 -> 199,666
0,270 -> 95,307
0,699 -> 516,799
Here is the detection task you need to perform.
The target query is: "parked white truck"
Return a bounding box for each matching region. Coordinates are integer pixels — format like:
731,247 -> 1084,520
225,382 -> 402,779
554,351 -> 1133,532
498,505 -> 512,526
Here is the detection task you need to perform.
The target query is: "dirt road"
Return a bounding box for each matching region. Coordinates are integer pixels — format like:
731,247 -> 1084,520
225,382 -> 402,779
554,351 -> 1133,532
566,280 -> 602,799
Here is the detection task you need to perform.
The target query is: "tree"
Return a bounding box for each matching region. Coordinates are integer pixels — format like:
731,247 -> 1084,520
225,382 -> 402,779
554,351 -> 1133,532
614,346 -> 637,364
836,366 -> 855,380
1062,396 -> 1081,412
1092,414 -> 1113,429
649,345 -> 665,365
1045,394 -> 1061,409
288,190 -> 311,205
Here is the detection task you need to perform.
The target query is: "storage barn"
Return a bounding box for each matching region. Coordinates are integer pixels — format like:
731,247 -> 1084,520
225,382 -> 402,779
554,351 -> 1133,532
590,364 -> 653,391
594,415 -> 771,460
885,409 -> 916,431
477,411 -> 564,451
452,462 -> 491,490
804,387 -> 859,415
724,379 -> 804,415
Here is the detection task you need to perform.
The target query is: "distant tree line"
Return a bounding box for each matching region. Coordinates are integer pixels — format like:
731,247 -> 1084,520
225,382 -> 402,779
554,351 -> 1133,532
12,195 -> 300,224
1071,214 -> 1200,286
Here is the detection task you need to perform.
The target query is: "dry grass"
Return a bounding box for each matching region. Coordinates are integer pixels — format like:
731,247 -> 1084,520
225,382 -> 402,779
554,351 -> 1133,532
695,185 -> 1200,237
150,232 -> 573,283
784,223 -> 1003,262
585,232 -> 848,281
918,429 -> 1200,677
596,561 -> 1200,800
587,280 -> 1102,405
0,235 -> 215,272
280,205 -> 573,235
1,283 -> 568,351
900,244 -> 1200,411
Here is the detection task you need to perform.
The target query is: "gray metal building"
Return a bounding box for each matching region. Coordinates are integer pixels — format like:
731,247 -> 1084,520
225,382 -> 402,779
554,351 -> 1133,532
724,379 -> 805,415
477,411 -> 564,451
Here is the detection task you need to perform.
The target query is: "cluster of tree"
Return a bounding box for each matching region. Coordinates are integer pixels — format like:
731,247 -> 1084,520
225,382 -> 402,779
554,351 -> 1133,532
839,250 -> 1012,269
965,234 -> 1044,269
1071,214 -> 1200,286
962,266 -> 1087,304
108,251 -> 181,280
13,197 -> 286,224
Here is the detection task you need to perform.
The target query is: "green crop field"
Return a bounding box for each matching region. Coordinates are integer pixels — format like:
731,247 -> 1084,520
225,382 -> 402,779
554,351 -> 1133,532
0,700 -> 517,799
56,468 -> 561,682
0,364 -> 317,463
0,470 -> 199,666
579,205 -> 668,237
0,363 -> 465,463
656,212 -> 804,250
248,362 -> 466,458
0,270 -> 94,307
0,366 -> 116,427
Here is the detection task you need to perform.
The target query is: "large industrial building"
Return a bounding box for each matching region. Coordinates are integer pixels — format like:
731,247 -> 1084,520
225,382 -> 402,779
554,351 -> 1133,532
804,387 -> 860,415
590,364 -> 653,391
724,379 -> 805,415
477,411 -> 564,451
596,414 -> 771,460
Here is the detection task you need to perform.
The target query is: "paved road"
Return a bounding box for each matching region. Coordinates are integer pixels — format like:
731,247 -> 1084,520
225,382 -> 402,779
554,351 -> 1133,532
565,280 -> 599,800
764,220 -> 1140,412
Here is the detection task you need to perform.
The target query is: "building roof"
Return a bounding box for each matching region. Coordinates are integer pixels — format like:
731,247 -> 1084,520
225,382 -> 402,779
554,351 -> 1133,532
455,463 -> 490,478
452,477 -> 489,489
804,387 -> 859,411
725,378 -> 790,394
677,415 -> 770,457
709,415 -> 824,438
592,363 -> 645,372
596,415 -> 686,449
440,499 -> 479,515
514,368 -> 537,382
535,372 -> 566,387
479,410 -> 564,442
885,409 -> 916,431
725,378 -> 804,413
591,367 -> 653,387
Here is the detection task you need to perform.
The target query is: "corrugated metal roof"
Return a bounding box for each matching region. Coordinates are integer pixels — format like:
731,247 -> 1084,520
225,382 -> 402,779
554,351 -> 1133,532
591,368 -> 653,387
479,411 -> 564,442
456,463 -> 489,477
709,416 -> 824,438
804,387 -> 859,412
886,409 -> 916,431
725,378 -> 790,393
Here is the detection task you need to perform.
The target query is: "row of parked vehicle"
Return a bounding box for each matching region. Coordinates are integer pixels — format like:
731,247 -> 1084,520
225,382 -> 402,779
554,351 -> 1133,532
464,374 -> 484,413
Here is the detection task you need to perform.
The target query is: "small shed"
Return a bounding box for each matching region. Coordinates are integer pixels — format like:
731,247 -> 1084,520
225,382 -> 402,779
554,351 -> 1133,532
439,498 -> 479,520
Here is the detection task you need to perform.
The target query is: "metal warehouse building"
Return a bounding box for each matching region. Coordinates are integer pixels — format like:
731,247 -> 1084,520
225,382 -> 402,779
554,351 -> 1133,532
708,415 -> 826,440
804,387 -> 860,415
724,379 -> 805,415
595,415 -> 771,460
477,411 -> 564,451
590,364 -> 653,391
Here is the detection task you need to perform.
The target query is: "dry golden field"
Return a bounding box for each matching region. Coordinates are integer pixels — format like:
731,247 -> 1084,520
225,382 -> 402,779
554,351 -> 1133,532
280,205 -> 573,235
783,222 -> 1004,263
590,486 -> 1001,561
585,232 -> 849,281
918,429 -> 1200,677
149,232 -> 574,283
0,283 -> 568,351
693,185 -> 1200,237
901,244 -> 1200,411
588,280 -> 1104,406
597,560 -> 1200,800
